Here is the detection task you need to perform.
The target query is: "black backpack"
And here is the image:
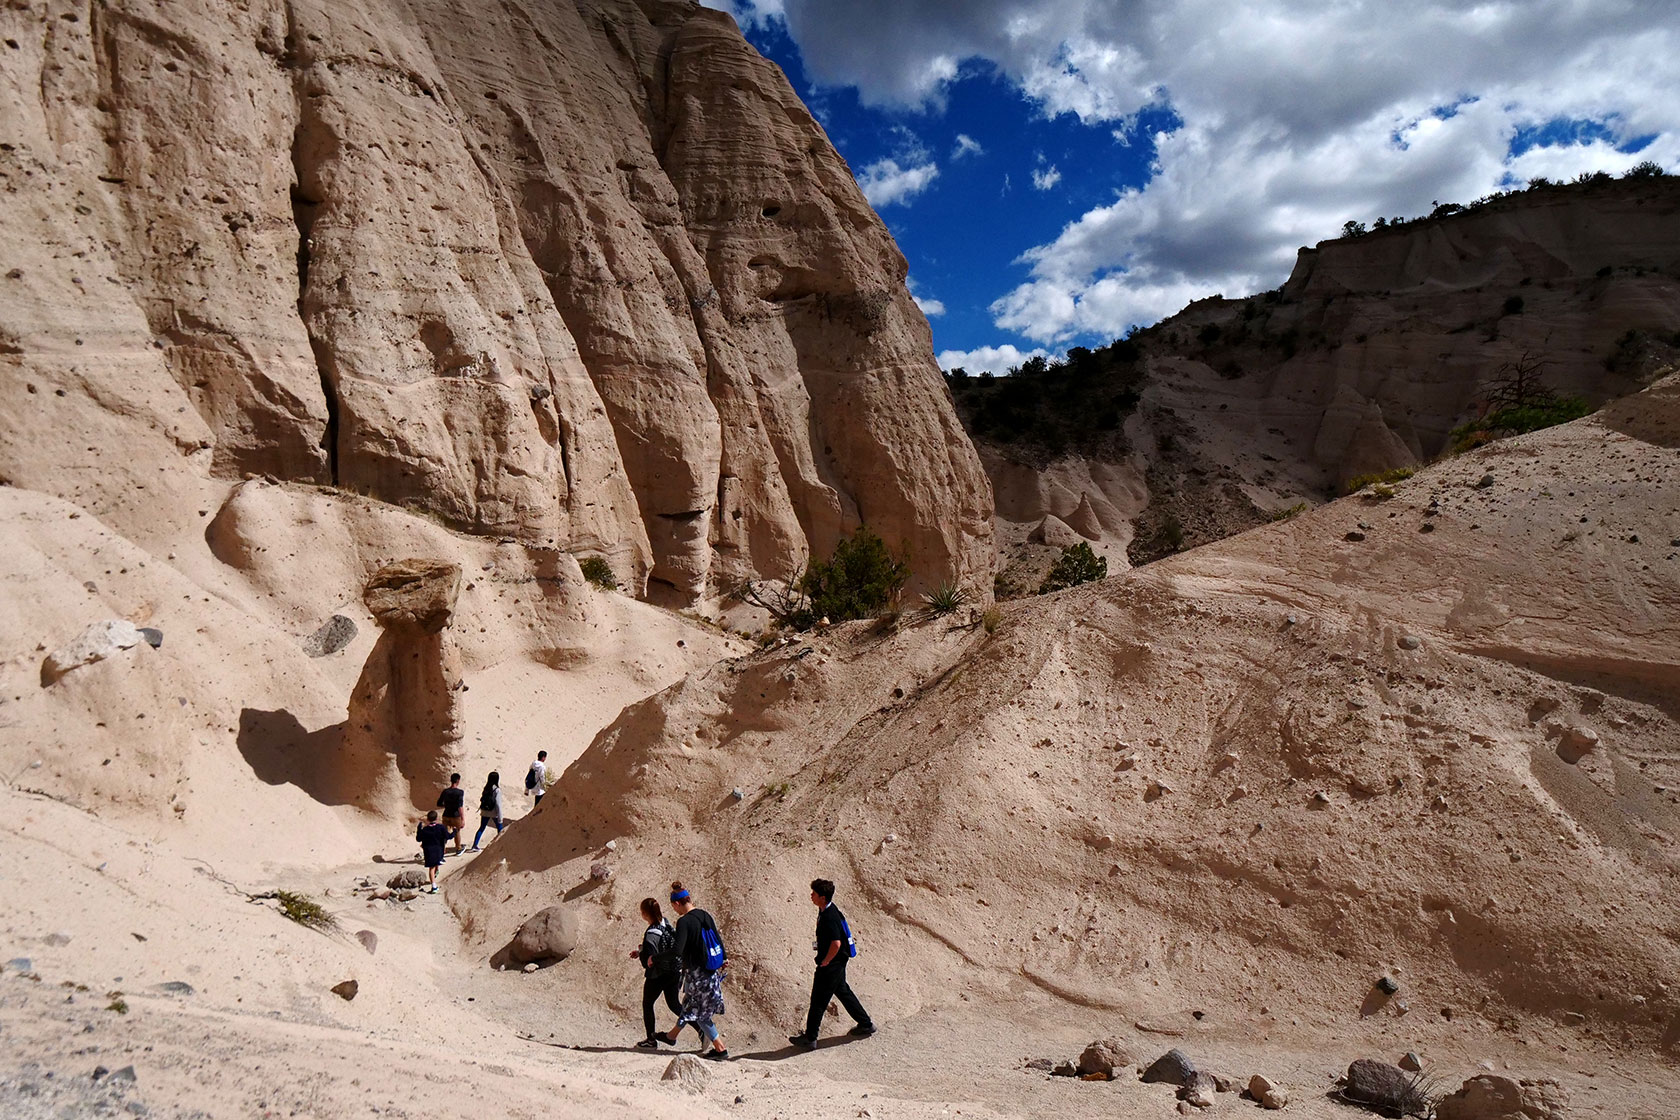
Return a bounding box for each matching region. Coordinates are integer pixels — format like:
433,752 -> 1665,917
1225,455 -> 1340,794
479,787 -> 498,813
524,764 -> 539,791
647,921 -> 678,974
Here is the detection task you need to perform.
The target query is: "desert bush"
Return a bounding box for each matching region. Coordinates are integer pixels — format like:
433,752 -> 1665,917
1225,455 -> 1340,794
1039,541 -> 1108,593
799,527 -> 908,625
579,556 -> 617,590
981,606 -> 1002,634
1269,502 -> 1309,522
274,890 -> 336,931
1344,467 -> 1416,495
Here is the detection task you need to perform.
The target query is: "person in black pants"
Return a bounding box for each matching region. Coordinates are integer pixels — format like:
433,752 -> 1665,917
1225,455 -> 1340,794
629,897 -> 680,1049
789,878 -> 874,1047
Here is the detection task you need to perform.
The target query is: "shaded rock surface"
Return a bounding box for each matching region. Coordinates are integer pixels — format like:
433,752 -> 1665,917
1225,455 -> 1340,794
41,620 -> 145,683
1435,1075 -> 1569,1120
506,905 -> 579,965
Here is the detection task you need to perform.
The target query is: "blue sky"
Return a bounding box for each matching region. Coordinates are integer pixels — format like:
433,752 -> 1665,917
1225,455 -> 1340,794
713,1 -> 1680,373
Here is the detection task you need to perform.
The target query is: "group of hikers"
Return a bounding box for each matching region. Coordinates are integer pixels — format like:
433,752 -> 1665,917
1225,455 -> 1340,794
411,758 -> 873,1055
413,753 -> 549,891
629,878 -> 874,1059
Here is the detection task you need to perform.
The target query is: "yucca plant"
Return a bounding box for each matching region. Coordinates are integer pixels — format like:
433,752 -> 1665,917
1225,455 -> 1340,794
921,582 -> 970,615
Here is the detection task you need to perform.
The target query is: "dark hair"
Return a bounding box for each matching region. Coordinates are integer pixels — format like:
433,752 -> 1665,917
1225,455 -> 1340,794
669,880 -> 691,903
481,772 -> 499,798
640,898 -> 662,923
811,878 -> 835,902
427,809 -> 438,821
450,773 -> 460,784
537,750 -> 547,760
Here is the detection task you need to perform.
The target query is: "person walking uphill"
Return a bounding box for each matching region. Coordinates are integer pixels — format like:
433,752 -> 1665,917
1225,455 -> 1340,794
789,878 -> 874,1048
655,881 -> 729,1059
416,810 -> 449,893
629,898 -> 681,1049
470,772 -> 504,851
525,751 -> 548,806
437,773 -> 466,854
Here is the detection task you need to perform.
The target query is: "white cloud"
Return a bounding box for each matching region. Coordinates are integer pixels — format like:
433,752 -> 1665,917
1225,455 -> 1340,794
856,158 -> 940,207
741,0 -> 1680,342
952,133 -> 985,159
1031,164 -> 1062,190
915,295 -> 948,316
936,343 -> 1050,375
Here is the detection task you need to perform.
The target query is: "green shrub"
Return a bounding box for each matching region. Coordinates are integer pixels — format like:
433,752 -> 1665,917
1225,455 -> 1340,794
1450,397 -> 1591,452
1039,542 -> 1108,594
799,527 -> 908,625
579,556 -> 617,590
1269,502 -> 1309,522
275,890 -> 336,931
1345,467 -> 1416,495
920,582 -> 970,615
981,606 -> 1002,634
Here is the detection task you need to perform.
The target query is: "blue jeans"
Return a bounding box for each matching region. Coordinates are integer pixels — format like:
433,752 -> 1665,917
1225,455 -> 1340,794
473,816 -> 503,847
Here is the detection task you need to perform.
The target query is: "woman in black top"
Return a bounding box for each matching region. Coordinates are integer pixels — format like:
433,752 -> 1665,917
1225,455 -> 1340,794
628,898 -> 680,1048
655,881 -> 728,1059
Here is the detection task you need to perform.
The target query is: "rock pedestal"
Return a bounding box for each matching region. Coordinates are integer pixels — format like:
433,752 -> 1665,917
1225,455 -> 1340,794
344,560 -> 464,809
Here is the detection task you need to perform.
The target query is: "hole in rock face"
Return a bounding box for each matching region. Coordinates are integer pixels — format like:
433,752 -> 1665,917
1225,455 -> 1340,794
747,257 -> 774,270
761,204 -> 781,218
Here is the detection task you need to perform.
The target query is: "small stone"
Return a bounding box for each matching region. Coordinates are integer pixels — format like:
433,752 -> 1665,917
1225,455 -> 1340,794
1399,1051 -> 1423,1072
590,861 -> 613,880
1051,1061 -> 1078,1077
1556,725 -> 1600,764
1285,613 -> 1298,625
1561,1011 -> 1584,1025
138,627 -> 163,648
1358,521 -> 1373,530
355,930 -> 378,955
523,962 -> 539,973
662,1053 -> 710,1091
109,1066 -> 137,1084
1398,634 -> 1422,650
1146,778 -> 1173,800
43,932 -> 71,946
331,979 -> 359,1000
730,787 -> 744,801
1345,530 -> 1367,541
6,957 -> 33,974
1475,474 -> 1494,489
151,981 -> 194,996
1249,1074 -> 1289,1110
1311,790 -> 1331,805
1376,975 -> 1400,995
1023,1058 -> 1054,1072
1076,1038 -> 1134,1077
387,868 -> 429,890
396,890 -> 418,902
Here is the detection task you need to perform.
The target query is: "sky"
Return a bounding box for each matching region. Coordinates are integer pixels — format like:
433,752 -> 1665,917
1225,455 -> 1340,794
705,0 -> 1680,374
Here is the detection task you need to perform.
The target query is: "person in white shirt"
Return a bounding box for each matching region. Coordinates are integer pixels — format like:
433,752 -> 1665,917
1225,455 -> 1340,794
526,751 -> 549,805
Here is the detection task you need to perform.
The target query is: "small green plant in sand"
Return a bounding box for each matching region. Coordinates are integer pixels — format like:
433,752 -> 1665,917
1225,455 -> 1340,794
579,556 -> 618,590
921,582 -> 970,615
980,606 -> 1003,634
1269,502 -> 1310,522
274,890 -> 336,931
1345,467 -> 1415,495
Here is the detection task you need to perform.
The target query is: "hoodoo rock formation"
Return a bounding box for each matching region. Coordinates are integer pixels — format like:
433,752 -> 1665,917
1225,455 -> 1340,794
344,558 -> 465,810
0,0 -> 992,604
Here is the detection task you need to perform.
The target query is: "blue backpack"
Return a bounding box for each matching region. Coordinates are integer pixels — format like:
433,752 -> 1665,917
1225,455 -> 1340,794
840,914 -> 858,958
700,922 -> 727,971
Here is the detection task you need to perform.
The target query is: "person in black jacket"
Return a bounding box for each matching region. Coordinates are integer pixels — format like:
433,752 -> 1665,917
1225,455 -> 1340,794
629,897 -> 680,1049
436,773 -> 466,854
788,878 -> 874,1048
654,881 -> 729,1060
415,810 -> 450,894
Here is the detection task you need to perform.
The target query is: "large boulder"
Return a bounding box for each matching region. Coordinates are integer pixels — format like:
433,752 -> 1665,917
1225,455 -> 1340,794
1140,1048 -> 1197,1088
1435,1075 -> 1569,1120
508,905 -> 580,964
363,560 -> 462,632
41,619 -> 145,683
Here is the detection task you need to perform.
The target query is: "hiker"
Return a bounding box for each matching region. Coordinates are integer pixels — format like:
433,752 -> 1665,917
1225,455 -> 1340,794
654,881 -> 729,1059
470,772 -> 504,851
629,897 -> 681,1049
416,810 -> 450,893
525,751 -> 549,806
436,773 -> 466,854
788,878 -> 874,1048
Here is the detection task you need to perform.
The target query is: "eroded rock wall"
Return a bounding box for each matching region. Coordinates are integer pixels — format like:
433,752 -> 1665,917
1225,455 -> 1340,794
0,0 -> 993,602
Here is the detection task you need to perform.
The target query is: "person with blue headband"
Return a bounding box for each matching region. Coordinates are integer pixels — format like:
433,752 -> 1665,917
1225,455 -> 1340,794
653,881 -> 729,1059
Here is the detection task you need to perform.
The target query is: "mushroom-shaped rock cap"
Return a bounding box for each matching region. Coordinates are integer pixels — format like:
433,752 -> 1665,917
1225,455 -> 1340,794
363,560 -> 462,632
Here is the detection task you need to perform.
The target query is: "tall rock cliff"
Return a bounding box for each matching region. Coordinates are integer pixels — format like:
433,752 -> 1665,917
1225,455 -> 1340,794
0,0 -> 993,602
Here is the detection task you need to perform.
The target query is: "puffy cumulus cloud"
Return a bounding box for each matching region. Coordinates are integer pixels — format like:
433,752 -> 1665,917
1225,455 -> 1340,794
723,0 -> 1680,342
907,277 -> 947,317
857,158 -> 940,207
1031,164 -> 1062,190
936,343 -> 1050,375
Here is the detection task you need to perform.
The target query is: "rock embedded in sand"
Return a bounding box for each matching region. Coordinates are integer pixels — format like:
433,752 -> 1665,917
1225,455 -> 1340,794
301,615 -> 358,658
355,930 -> 378,956
1248,1074 -> 1289,1109
508,905 -> 580,965
386,869 -> 429,890
1555,725 -> 1600,764
331,979 -> 358,1001
1434,1074 -> 1569,1120
1141,1048 -> 1198,1088
41,619 -> 146,683
1343,1058 -> 1417,1112
662,1053 -> 710,1092
1399,1051 -> 1423,1072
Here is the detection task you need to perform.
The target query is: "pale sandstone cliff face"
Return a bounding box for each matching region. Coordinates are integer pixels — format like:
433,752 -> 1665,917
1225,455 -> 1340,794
0,0 -> 992,602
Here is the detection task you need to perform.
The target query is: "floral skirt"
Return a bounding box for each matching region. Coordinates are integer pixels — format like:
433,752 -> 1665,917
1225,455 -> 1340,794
676,965 -> 725,1026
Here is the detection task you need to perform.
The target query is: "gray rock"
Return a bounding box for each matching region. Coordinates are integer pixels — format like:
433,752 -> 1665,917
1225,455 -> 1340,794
302,614 -> 358,658
109,1066 -> 137,1084
386,868 -> 429,890
1077,1038 -> 1134,1077
1343,1058 -> 1417,1112
1398,634 -> 1422,650
1376,975 -> 1400,995
589,861 -> 613,881
330,979 -> 358,1001
150,981 -> 194,996
662,1053 -> 710,1091
1556,724 -> 1600,764
6,957 -> 33,974
355,929 -> 378,955
1475,474 -> 1495,489
1023,1058 -> 1054,1072
138,627 -> 163,648
1141,1048 -> 1197,1088
1051,1061 -> 1078,1077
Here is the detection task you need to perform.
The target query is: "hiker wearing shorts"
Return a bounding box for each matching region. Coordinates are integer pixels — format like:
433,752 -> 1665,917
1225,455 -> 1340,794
655,881 -> 728,1060
789,878 -> 874,1047
416,810 -> 450,893
436,773 -> 466,854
